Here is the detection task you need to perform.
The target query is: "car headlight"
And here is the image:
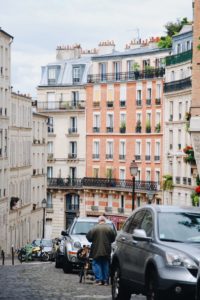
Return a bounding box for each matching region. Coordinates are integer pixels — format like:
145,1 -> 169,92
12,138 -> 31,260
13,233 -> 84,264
73,241 -> 81,249
166,251 -> 197,268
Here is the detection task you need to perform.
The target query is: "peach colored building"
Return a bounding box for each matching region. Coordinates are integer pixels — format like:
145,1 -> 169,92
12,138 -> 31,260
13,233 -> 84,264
85,40 -> 170,227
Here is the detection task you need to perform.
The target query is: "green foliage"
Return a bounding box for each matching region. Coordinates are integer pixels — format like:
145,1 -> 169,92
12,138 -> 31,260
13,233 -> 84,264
158,17 -> 190,49
132,62 -> 140,71
158,36 -> 172,49
120,121 -> 126,129
155,123 -> 161,133
191,191 -> 200,207
197,37 -> 200,51
196,175 -> 200,186
162,175 -> 173,190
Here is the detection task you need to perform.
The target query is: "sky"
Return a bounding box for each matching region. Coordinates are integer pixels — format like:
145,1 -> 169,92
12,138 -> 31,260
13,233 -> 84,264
1,0 -> 193,98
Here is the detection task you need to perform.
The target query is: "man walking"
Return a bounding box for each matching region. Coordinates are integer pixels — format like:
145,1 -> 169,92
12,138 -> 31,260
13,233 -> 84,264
86,215 -> 116,285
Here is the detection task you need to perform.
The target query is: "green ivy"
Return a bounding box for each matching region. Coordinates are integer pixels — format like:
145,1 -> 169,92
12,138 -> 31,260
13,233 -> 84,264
162,175 -> 173,190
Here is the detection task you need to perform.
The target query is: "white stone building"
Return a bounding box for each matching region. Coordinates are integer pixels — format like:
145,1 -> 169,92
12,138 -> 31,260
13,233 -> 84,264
0,29 -> 13,253
163,25 -> 194,206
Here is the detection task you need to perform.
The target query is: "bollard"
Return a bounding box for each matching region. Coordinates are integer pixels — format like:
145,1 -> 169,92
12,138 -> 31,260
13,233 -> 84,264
1,250 -> 5,265
11,245 -> 14,265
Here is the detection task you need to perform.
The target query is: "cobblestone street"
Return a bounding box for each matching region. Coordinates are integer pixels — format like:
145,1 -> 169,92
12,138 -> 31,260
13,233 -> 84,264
0,261 -> 145,300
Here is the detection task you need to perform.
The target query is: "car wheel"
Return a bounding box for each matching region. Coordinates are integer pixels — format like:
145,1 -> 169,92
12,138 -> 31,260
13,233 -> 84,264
63,257 -> 72,274
111,264 -> 131,300
146,269 -> 161,300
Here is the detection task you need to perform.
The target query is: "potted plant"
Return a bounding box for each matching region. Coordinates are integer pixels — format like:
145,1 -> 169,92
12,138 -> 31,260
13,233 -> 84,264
162,175 -> 173,190
155,122 -> 161,133
136,120 -> 142,133
146,119 -> 151,133
120,121 -> 126,133
183,145 -> 196,165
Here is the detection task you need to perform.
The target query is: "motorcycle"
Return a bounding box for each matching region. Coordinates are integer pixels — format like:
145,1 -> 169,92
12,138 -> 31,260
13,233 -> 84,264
17,245 -> 49,262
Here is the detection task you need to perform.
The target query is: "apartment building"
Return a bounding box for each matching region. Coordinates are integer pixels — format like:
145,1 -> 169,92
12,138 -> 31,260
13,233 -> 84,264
36,44 -> 93,234
31,112 -> 48,240
163,25 -> 194,206
190,0 -> 200,179
0,29 -> 13,253
85,40 -> 170,228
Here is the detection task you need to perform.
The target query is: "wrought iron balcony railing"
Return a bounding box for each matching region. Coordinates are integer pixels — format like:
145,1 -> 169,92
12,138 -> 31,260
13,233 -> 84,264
47,177 -> 159,192
68,128 -> 77,134
87,68 -> 165,84
93,154 -> 100,159
164,77 -> 191,93
35,100 -> 85,112
166,49 -> 192,66
66,204 -> 79,211
93,127 -> 100,133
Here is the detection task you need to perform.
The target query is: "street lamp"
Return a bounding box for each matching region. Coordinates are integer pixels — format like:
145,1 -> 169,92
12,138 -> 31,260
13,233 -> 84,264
42,198 -> 47,239
129,160 -> 138,210
147,192 -> 154,204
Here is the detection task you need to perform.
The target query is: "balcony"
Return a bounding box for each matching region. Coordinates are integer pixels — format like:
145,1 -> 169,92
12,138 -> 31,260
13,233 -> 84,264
107,101 -> 114,108
119,154 -> 126,160
120,100 -> 126,107
136,100 -> 142,106
146,99 -> 151,106
166,49 -> 192,66
145,155 -> 151,161
93,127 -> 100,133
68,153 -> 77,159
120,127 -> 126,133
47,153 -> 54,160
155,98 -> 161,105
87,68 -> 165,84
154,156 -> 160,161
135,155 -> 141,161
66,204 -> 79,211
105,206 -> 112,212
118,207 -> 124,213
91,205 -> 99,211
93,154 -> 100,160
106,127 -> 113,133
68,128 -> 77,134
93,101 -> 100,108
183,177 -> 187,185
135,127 -> 142,133
106,154 -> 113,160
47,177 -> 159,192
36,100 -> 85,112
164,77 -> 191,93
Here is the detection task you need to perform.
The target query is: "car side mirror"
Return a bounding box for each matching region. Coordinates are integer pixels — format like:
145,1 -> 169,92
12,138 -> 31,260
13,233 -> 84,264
132,229 -> 152,242
61,230 -> 69,236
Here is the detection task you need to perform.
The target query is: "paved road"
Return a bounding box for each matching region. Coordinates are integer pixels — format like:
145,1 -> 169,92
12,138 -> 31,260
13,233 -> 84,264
0,261 -> 145,300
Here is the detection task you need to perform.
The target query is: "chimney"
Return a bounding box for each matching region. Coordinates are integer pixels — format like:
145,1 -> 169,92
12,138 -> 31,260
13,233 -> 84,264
56,44 -> 82,60
97,40 -> 115,55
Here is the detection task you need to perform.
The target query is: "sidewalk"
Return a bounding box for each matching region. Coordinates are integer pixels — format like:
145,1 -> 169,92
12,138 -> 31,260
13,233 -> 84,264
0,256 -> 21,266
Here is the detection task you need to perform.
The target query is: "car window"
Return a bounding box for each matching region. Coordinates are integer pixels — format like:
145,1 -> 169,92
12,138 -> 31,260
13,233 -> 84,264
126,210 -> 146,234
71,221 -> 98,234
122,215 -> 134,233
140,210 -> 153,237
158,212 -> 200,243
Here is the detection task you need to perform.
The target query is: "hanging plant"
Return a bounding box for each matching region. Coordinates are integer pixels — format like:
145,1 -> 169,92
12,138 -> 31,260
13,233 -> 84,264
191,191 -> 200,206
183,145 -> 196,165
162,175 -> 173,190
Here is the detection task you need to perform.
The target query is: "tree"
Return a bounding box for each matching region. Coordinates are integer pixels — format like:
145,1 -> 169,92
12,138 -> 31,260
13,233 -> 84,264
158,17 -> 190,49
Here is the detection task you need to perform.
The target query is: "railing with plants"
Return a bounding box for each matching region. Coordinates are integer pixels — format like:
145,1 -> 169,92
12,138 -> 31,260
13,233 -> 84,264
191,175 -> 200,206
183,145 -> 196,165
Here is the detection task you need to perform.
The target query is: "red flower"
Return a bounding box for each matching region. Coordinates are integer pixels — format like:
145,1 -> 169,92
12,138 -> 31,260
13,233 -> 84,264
183,145 -> 193,154
195,186 -> 200,194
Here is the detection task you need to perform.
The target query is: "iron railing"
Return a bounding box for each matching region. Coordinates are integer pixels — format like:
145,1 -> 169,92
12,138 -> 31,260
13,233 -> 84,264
35,100 -> 85,112
164,77 -> 191,93
166,50 -> 192,66
47,177 -> 159,192
87,68 -> 165,84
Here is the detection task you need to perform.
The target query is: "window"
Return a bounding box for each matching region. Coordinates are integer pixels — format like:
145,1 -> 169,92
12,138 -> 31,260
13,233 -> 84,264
69,167 -> 77,179
93,141 -> 100,159
119,169 -> 125,181
47,167 -> 53,178
156,83 -> 161,99
169,130 -> 173,150
47,92 -> 56,109
47,117 -> 54,133
146,141 -> 151,158
48,66 -> 60,85
100,63 -> 107,81
137,90 -> 142,100
69,141 -> 77,158
47,142 -> 53,154
155,142 -> 160,157
178,129 -> 182,149
106,141 -> 113,159
73,67 -> 81,83
155,170 -> 160,184
136,141 -> 141,156
93,168 -> 99,178
72,91 -> 79,105
69,117 -> 77,133
119,140 -> 126,159
140,211 -> 153,237
178,102 -> 182,120
126,210 -> 146,234
108,195 -> 112,207
120,195 -> 124,209
147,88 -> 152,100
146,170 -> 151,182
107,113 -> 114,131
114,61 -> 121,80
93,113 -> 100,131
171,71 -> 175,81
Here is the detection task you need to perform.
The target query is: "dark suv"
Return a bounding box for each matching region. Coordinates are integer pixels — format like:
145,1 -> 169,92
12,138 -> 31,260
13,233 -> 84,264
111,205 -> 200,300
61,216 -> 117,273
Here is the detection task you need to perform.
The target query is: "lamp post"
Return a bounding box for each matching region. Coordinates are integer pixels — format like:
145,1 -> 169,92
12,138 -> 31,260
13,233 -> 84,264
147,192 -> 154,204
42,198 -> 47,239
130,160 -> 138,210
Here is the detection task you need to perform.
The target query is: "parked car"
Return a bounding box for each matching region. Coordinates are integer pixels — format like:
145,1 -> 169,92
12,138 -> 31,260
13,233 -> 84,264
32,239 -> 54,261
61,216 -> 117,273
196,266 -> 200,300
53,236 -> 66,268
111,205 -> 200,300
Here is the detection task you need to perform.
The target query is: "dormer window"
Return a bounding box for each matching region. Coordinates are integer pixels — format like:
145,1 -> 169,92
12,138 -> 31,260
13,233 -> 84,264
73,66 -> 81,83
48,66 -> 60,85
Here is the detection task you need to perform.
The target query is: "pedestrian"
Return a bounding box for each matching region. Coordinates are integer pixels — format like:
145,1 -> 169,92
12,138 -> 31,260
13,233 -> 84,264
86,215 -> 116,286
